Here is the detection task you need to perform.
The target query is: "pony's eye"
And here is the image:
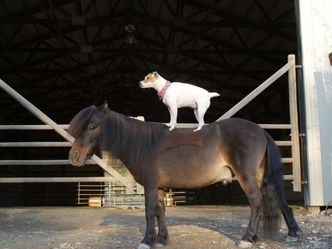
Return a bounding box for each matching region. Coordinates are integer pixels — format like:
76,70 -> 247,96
88,124 -> 96,130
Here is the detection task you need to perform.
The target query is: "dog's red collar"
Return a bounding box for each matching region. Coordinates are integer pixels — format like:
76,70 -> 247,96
158,80 -> 172,100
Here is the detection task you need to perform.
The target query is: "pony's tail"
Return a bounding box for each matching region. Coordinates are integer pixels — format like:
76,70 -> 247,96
261,131 -> 283,239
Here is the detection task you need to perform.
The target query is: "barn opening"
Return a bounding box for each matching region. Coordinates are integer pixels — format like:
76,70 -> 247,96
0,0 -> 303,206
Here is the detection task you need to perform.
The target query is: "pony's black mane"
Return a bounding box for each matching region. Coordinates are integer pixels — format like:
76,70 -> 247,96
101,109 -> 166,166
68,105 -> 166,166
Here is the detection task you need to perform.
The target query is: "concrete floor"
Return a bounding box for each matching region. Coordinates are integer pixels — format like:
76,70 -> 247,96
0,205 -> 331,249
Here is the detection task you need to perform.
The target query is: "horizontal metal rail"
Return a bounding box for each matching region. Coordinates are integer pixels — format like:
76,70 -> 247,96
0,171 -> 295,190
0,177 -> 115,183
282,158 -> 293,163
0,159 -> 95,166
276,141 -> 292,146
0,124 -> 68,130
174,123 -> 292,129
0,142 -> 71,147
0,123 -> 292,130
283,175 -> 294,180
0,140 -> 293,147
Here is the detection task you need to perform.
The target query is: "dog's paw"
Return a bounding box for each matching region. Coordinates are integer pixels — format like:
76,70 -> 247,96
169,126 -> 175,131
193,127 -> 202,132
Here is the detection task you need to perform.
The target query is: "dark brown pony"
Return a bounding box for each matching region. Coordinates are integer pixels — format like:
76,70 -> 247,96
68,103 -> 300,249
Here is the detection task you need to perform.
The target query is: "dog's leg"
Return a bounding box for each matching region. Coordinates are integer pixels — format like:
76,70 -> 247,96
194,108 -> 199,123
168,104 -> 177,131
193,101 -> 210,132
165,106 -> 172,128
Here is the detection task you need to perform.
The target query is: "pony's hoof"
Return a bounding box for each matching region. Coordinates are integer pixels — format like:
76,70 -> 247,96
138,243 -> 150,249
238,240 -> 253,248
285,235 -> 299,242
155,243 -> 165,247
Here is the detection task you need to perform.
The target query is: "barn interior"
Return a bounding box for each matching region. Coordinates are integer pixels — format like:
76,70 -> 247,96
0,0 -> 301,206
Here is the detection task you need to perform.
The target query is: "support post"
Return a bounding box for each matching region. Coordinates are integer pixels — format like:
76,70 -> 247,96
288,54 -> 302,192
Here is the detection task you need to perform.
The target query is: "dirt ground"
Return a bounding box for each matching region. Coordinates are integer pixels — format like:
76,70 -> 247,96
0,205 -> 331,249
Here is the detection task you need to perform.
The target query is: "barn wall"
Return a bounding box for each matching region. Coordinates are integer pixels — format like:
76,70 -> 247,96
298,0 -> 332,206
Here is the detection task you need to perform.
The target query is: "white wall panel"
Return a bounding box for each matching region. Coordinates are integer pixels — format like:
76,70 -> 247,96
299,0 -> 332,206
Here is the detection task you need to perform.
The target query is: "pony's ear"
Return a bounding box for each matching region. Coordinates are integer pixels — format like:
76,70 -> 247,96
99,101 -> 109,114
153,71 -> 158,77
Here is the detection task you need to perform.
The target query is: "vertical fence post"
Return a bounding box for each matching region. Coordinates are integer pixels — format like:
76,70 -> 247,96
288,54 -> 302,192
77,182 -> 81,204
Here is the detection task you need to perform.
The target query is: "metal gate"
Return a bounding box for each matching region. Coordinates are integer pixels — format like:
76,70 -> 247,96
0,54 -> 302,199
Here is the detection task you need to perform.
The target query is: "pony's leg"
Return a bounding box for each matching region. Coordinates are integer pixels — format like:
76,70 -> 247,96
156,189 -> 168,246
278,195 -> 301,238
237,176 -> 262,247
139,189 -> 158,249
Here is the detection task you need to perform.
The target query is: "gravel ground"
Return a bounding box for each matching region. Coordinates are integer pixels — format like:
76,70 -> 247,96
0,205 -> 331,249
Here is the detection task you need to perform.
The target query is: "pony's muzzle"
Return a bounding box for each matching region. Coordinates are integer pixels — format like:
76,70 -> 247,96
69,149 -> 86,167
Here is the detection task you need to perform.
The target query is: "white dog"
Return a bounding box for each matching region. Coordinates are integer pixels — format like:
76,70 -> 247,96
139,71 -> 220,131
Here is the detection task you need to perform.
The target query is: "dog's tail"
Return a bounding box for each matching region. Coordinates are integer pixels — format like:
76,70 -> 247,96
209,92 -> 220,98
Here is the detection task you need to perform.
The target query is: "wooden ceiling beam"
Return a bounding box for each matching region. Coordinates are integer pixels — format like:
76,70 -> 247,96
172,0 -> 296,41
0,0 -> 74,23
0,16 -> 294,29
253,0 -> 272,21
131,10 -> 288,66
0,34 -> 125,74
3,11 -> 125,49
0,68 -> 274,75
0,47 -> 292,55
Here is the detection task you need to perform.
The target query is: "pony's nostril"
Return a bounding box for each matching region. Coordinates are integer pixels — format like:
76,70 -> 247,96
73,151 -> 80,160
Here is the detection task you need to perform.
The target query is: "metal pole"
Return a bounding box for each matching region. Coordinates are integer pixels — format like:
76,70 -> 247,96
0,177 -> 116,183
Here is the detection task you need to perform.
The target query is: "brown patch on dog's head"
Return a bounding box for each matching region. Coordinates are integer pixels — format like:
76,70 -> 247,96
142,71 -> 158,84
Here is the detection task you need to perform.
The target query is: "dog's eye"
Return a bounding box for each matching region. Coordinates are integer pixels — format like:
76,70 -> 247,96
88,124 -> 97,130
